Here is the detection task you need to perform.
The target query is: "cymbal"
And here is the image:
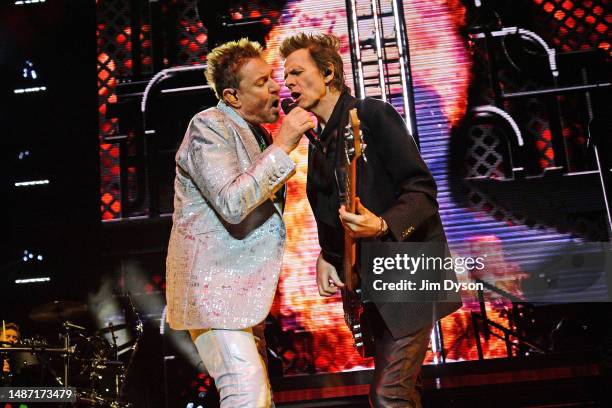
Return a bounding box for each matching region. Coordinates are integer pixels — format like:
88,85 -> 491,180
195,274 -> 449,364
30,300 -> 88,323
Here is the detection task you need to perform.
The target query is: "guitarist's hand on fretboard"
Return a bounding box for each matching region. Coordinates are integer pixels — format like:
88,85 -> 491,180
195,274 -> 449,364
316,252 -> 345,297
339,197 -> 388,238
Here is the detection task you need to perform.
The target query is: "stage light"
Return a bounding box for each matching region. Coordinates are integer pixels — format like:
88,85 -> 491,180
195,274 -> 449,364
15,277 -> 51,284
13,86 -> 47,94
14,179 -> 50,187
22,250 -> 45,262
14,0 -> 46,5
430,329 -> 439,364
160,306 -> 167,335
22,60 -> 38,80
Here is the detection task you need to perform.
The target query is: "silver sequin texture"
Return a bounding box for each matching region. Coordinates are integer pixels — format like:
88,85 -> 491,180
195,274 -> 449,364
166,101 -> 295,330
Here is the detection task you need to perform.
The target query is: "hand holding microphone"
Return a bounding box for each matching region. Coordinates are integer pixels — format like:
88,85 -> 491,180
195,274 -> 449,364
281,99 -> 324,153
273,99 -> 317,155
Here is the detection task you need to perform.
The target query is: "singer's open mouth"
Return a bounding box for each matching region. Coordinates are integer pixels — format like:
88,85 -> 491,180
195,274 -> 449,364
291,92 -> 301,101
271,99 -> 280,108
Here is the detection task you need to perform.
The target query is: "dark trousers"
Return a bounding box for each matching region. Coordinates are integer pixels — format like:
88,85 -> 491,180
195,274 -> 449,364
367,306 -> 432,408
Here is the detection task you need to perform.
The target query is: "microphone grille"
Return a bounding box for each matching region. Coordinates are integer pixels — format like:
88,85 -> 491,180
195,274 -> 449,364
281,98 -> 295,114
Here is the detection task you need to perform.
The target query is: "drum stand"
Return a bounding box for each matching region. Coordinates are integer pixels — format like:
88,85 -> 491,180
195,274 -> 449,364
59,321 -> 86,387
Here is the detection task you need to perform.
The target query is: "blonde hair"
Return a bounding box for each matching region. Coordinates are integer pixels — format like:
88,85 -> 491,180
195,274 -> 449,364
205,38 -> 264,99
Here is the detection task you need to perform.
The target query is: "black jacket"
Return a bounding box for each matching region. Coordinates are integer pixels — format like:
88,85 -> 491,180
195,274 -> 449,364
306,91 -> 462,339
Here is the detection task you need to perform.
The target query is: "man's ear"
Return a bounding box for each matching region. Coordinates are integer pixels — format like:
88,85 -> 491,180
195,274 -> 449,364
324,64 -> 334,83
222,88 -> 240,108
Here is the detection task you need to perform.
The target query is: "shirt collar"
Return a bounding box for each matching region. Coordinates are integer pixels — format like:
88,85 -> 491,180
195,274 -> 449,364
318,89 -> 354,142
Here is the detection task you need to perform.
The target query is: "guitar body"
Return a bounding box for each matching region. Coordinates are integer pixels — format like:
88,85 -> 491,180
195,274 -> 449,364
340,108 -> 375,358
340,268 -> 375,358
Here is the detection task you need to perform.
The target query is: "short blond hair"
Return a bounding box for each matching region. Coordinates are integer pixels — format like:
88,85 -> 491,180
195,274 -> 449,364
280,33 -> 346,92
205,38 -> 264,99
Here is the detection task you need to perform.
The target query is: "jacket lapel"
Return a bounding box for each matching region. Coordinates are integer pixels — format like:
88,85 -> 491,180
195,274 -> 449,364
218,102 -> 261,164
217,101 -> 286,217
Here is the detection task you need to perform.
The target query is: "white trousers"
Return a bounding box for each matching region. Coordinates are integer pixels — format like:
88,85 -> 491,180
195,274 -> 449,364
194,328 -> 272,408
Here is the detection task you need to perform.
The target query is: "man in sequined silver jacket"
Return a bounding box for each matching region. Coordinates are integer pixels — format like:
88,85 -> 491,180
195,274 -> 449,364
165,38 -> 313,407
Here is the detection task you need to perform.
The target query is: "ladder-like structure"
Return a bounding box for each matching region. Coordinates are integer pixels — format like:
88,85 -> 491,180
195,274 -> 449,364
346,0 -> 419,142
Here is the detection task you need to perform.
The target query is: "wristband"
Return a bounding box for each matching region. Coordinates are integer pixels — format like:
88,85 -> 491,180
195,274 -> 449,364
376,216 -> 388,238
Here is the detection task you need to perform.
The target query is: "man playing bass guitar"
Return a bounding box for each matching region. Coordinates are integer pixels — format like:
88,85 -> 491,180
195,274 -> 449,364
280,33 -> 461,408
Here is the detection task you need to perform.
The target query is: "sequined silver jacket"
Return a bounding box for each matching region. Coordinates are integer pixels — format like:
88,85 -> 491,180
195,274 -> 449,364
165,101 -> 295,330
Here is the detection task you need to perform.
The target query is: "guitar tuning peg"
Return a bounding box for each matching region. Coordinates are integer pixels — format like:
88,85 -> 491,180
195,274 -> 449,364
362,143 -> 368,163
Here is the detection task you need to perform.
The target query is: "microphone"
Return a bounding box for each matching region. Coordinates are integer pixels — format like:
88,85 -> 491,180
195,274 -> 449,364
281,98 -> 323,153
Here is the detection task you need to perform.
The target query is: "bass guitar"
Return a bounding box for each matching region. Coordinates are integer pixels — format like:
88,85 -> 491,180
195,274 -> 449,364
340,108 -> 374,358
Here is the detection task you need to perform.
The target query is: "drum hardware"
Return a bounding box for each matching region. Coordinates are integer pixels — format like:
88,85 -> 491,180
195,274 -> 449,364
62,320 -> 72,387
0,345 -> 74,354
0,336 -> 68,387
98,322 -> 124,362
4,329 -> 132,406
116,339 -> 136,353
97,323 -> 128,335
65,321 -> 87,331
76,390 -> 133,407
12,297 -> 141,406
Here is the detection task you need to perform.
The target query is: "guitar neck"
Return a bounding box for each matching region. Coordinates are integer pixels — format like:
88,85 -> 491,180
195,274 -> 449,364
343,230 -> 356,292
343,108 -> 359,293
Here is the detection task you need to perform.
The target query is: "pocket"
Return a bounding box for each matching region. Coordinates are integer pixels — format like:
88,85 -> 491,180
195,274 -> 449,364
187,230 -> 225,279
195,229 -> 221,237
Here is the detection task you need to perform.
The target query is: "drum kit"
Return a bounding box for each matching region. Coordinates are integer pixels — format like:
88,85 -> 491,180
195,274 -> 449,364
1,299 -> 143,407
